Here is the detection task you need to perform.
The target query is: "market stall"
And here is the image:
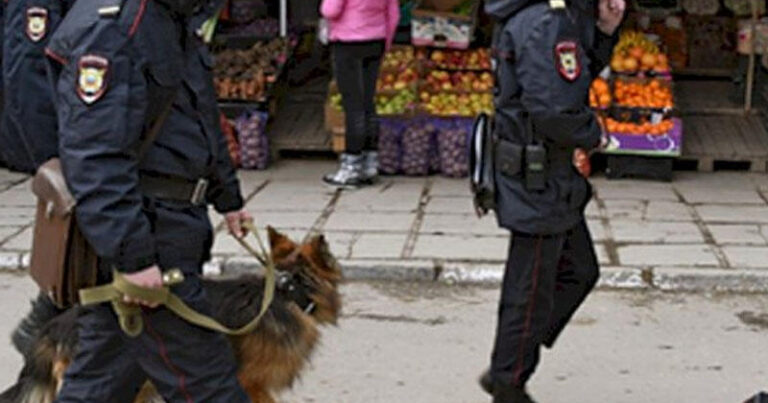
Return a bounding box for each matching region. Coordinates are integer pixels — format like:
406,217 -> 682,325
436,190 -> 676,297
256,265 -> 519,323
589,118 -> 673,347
326,0 -> 490,177
208,0 -> 305,169
598,0 -> 768,179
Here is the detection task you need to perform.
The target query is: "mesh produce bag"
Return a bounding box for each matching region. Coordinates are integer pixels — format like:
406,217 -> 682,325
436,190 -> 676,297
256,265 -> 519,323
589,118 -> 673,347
234,109 -> 269,170
437,118 -> 472,178
379,118 -> 406,175
401,118 -> 431,176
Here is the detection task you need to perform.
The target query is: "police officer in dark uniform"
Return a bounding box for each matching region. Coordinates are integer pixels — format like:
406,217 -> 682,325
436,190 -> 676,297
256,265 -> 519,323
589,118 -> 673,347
0,0 -> 74,172
480,0 -> 624,401
44,0 -> 252,399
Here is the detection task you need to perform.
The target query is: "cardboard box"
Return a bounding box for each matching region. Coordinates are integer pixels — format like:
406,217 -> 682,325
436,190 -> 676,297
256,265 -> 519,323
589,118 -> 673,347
411,0 -> 477,49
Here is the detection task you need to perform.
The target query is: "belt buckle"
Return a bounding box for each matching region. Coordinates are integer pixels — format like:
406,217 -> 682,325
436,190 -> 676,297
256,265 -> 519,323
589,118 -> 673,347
190,179 -> 209,205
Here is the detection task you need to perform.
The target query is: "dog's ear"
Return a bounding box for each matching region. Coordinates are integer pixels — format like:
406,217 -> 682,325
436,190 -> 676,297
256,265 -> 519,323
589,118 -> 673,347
301,234 -> 342,281
267,226 -> 297,262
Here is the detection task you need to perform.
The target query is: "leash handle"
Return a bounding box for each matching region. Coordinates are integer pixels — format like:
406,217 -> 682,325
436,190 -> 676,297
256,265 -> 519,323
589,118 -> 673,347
79,221 -> 277,337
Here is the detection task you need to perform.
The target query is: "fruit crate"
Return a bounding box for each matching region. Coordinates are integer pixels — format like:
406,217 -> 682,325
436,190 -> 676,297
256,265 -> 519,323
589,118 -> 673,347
411,0 -> 478,49
601,117 -> 683,157
607,75 -> 675,124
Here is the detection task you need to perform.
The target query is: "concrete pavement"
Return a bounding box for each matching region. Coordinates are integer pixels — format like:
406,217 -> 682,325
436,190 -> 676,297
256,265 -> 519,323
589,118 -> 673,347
3,160 -> 768,291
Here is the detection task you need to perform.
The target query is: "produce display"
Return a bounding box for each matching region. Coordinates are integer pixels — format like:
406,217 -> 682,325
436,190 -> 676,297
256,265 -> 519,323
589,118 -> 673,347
376,91 -> 418,115
213,38 -> 292,102
426,48 -> 492,70
422,70 -> 494,92
610,30 -> 670,75
613,78 -> 673,109
420,92 -> 493,117
381,46 -> 416,70
378,68 -> 419,92
603,117 -> 675,136
327,45 -> 493,177
593,29 -> 682,157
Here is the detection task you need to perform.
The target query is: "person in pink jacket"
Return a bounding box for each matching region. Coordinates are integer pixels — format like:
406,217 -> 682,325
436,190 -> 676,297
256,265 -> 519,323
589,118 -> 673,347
321,0 -> 400,188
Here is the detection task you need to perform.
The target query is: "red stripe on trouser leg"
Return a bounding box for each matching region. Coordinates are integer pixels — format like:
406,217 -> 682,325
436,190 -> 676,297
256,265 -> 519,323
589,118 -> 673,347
144,314 -> 194,403
512,236 -> 543,386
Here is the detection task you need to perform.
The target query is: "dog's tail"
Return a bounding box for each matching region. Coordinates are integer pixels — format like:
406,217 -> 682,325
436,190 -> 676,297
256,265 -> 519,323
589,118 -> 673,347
11,294 -> 64,359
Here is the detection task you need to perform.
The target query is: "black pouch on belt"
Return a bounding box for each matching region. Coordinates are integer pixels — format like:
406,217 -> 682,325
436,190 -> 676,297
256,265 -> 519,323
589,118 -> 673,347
495,138 -> 523,178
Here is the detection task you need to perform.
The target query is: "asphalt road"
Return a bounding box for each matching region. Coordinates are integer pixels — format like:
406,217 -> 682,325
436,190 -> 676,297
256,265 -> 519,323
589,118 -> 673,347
0,273 -> 766,402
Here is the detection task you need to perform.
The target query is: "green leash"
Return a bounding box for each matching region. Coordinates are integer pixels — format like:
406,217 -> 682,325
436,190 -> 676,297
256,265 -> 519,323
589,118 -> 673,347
79,221 -> 276,337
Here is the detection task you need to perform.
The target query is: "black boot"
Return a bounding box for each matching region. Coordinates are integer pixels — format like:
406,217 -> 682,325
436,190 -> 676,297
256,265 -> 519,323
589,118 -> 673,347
479,369 -> 494,395
492,381 -> 536,403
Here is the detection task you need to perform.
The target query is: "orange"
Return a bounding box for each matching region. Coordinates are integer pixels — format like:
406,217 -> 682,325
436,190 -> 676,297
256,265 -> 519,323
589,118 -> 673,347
629,47 -> 644,60
622,58 -> 639,73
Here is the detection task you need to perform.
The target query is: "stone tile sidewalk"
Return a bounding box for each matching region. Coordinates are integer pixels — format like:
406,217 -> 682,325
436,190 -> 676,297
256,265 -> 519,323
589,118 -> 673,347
3,160 -> 768,292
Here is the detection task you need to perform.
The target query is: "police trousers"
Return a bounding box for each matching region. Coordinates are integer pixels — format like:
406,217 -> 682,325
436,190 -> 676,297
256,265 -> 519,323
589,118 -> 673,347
491,219 -> 599,388
331,40 -> 384,154
55,200 -> 250,403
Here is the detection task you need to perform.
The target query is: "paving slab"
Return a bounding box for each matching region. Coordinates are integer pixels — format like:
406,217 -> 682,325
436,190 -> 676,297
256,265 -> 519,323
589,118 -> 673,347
707,225 -> 766,245
594,182 -> 677,201
610,220 -> 704,244
431,177 -> 468,197
0,227 -> 21,244
601,199 -> 644,220
696,205 -> 768,224
334,182 -> 423,212
424,196 -> 475,214
412,234 -> 508,261
721,246 -> 768,269
0,186 -> 35,207
584,201 -> 600,219
617,244 -> 719,267
243,210 -> 320,230
323,232 -> 357,260
323,212 -> 415,232
586,219 -> 606,242
247,188 -> 332,211
350,233 -> 408,259
594,243 -> 610,265
644,201 -> 695,222
1,227 -> 31,251
0,252 -> 20,270
676,187 -> 765,205
420,214 -> 506,236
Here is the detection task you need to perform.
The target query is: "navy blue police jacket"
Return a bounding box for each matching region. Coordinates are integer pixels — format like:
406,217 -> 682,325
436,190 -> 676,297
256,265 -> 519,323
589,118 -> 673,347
485,0 -> 617,235
0,0 -> 74,173
45,0 -> 243,273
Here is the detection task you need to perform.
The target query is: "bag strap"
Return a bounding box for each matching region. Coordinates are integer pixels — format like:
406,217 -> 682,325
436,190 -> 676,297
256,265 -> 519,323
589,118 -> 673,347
138,89 -> 179,159
79,221 -> 276,337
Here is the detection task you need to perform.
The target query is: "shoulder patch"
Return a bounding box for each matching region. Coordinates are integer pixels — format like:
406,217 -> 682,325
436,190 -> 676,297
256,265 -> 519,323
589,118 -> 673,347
77,55 -> 110,104
26,7 -> 49,42
555,40 -> 581,82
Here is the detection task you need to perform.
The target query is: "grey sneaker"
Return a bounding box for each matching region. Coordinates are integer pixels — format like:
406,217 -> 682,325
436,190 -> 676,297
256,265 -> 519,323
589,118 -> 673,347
323,153 -> 371,189
363,151 -> 379,181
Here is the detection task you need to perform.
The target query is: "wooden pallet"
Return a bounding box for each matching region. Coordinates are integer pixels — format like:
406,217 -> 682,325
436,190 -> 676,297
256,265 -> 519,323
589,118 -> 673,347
680,114 -> 768,172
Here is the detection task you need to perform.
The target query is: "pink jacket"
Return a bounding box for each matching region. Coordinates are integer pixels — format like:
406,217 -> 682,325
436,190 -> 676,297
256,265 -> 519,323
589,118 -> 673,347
320,0 -> 400,49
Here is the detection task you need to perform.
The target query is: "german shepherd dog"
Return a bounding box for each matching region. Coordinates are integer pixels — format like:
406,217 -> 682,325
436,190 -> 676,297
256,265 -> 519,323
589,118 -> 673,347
0,228 -> 342,403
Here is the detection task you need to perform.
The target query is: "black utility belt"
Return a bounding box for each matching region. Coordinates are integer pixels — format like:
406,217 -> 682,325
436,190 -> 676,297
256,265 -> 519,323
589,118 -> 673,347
495,139 -> 571,191
139,174 -> 209,206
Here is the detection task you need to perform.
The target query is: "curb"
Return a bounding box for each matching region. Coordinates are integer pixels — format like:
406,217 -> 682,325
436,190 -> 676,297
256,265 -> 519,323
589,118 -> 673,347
5,250 -> 768,293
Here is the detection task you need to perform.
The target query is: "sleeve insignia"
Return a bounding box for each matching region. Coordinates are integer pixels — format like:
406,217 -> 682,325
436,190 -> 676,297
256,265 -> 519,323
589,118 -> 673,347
77,55 -> 110,104
555,40 -> 581,82
26,7 -> 49,42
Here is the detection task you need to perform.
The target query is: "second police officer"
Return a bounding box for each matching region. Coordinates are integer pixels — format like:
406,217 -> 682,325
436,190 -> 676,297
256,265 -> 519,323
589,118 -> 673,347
44,0 -> 253,399
481,0 -> 625,402
0,0 -> 74,172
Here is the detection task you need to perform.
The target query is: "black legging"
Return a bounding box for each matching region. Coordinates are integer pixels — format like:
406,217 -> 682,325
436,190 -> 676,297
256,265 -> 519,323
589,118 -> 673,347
331,40 -> 384,154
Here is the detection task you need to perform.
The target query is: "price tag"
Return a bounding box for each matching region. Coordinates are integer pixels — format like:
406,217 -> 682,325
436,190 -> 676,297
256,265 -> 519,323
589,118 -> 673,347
651,112 -> 663,124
